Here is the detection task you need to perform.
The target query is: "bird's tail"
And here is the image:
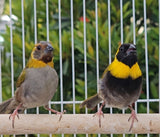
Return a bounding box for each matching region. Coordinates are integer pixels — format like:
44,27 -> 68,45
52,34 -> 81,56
80,93 -> 102,109
0,98 -> 24,114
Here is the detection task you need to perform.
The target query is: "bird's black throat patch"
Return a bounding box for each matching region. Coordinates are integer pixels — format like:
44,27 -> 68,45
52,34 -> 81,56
41,55 -> 52,63
117,54 -> 137,68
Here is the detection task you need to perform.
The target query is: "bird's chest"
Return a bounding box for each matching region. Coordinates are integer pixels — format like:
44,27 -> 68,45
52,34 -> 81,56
21,66 -> 58,108
100,71 -> 142,108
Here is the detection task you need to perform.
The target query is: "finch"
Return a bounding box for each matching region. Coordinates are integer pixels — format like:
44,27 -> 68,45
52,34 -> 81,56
0,41 -> 65,128
80,43 -> 142,131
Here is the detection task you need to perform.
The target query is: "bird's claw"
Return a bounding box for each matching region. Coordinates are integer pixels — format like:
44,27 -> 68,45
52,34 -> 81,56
44,106 -> 66,121
93,108 -> 104,128
128,109 -> 138,131
93,110 -> 104,117
56,110 -> 66,121
128,113 -> 138,122
9,109 -> 19,128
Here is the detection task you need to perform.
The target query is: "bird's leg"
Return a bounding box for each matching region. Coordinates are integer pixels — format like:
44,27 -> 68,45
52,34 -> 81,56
128,104 -> 138,131
44,105 -> 66,121
93,102 -> 105,128
9,103 -> 22,128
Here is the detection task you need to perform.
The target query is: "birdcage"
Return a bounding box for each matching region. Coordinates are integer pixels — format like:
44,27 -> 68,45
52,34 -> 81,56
0,0 -> 159,136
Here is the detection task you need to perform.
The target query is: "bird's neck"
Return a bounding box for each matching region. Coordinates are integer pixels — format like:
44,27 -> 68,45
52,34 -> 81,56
26,58 -> 54,68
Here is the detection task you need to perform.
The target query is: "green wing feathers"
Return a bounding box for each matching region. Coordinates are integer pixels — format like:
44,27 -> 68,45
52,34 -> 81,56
16,69 -> 26,88
80,93 -> 102,109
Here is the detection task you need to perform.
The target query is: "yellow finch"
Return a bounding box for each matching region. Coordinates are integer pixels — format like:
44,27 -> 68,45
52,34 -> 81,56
0,41 -> 65,128
80,43 -> 142,131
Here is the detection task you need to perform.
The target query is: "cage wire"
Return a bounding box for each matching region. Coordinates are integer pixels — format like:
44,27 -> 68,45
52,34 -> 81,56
0,0 -> 160,136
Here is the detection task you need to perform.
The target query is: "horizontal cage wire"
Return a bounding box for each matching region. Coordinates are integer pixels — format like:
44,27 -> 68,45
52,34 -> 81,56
0,0 -> 159,136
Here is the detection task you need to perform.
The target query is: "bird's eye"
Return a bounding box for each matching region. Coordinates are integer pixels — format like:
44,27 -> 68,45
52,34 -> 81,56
37,45 -> 41,50
120,47 -> 124,52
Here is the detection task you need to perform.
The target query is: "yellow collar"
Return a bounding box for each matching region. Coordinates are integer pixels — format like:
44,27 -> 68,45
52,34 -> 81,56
26,58 -> 54,68
105,57 -> 142,79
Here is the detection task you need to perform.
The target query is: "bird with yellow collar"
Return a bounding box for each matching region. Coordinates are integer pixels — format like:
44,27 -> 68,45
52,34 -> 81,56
80,43 -> 142,131
0,41 -> 65,128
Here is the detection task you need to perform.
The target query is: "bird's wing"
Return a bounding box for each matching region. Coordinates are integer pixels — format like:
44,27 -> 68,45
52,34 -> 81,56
16,68 -> 26,88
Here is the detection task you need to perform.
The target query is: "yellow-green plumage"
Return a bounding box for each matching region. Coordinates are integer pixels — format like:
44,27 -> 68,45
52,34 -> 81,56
0,41 -> 58,114
16,69 -> 26,88
0,41 -> 63,128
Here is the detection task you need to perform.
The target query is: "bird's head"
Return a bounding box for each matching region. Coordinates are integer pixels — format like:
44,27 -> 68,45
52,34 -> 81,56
31,41 -> 54,63
26,41 -> 54,68
116,43 -> 137,67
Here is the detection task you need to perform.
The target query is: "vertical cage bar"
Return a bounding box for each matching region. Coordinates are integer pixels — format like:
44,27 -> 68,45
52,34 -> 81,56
108,0 -> 111,64
95,1 -> 100,136
34,0 -> 37,44
70,0 -> 75,114
34,2 -> 40,137
21,1 -> 27,137
108,3 -> 113,137
143,2 -> 149,136
10,0 -> 15,135
143,0 -> 149,114
132,0 -> 138,115
120,0 -> 123,44
132,4 -> 138,137
132,0 -> 136,44
21,0 -> 25,68
132,1 -> 137,136
9,0 -> 14,97
159,0 -> 160,114
108,0 -> 113,118
83,0 -> 88,114
36,107 -> 40,137
46,0 -> 51,117
58,1 -> 64,137
48,104 -> 51,137
58,0 -> 64,113
71,5 -> 76,137
135,102 -> 138,137
95,0 -> 99,95
46,0 -> 49,42
120,1 -> 125,137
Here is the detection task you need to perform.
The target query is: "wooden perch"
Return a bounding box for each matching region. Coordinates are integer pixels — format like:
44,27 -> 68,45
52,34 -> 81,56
0,114 -> 160,135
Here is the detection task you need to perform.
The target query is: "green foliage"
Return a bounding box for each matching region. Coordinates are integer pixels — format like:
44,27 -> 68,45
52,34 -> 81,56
1,0 -> 159,136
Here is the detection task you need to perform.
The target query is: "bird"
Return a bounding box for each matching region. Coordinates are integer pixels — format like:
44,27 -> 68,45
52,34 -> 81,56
0,41 -> 65,128
80,43 -> 142,131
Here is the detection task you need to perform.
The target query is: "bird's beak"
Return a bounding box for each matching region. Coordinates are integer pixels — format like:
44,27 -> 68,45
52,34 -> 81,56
126,44 -> 136,55
44,44 -> 54,58
47,44 -> 54,52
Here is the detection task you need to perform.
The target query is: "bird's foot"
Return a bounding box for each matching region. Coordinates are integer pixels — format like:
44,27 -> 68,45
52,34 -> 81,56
128,106 -> 138,131
55,109 -> 66,121
93,102 -> 105,128
45,106 -> 66,121
9,103 -> 22,128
